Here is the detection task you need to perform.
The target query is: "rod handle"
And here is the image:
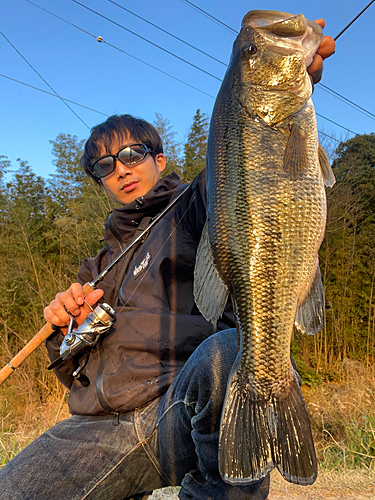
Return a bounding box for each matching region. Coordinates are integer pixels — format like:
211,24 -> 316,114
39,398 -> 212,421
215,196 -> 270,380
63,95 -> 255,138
0,282 -> 95,386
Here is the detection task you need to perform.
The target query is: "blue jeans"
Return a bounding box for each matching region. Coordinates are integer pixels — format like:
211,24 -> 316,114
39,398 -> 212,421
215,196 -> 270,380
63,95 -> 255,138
0,329 -> 269,499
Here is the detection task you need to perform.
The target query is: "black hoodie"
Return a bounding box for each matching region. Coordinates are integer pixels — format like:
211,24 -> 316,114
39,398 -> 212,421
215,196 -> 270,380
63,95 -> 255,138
46,171 -> 235,415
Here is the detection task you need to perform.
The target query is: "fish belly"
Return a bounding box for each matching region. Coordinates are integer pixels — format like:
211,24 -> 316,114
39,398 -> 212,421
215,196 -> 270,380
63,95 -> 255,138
207,101 -> 325,485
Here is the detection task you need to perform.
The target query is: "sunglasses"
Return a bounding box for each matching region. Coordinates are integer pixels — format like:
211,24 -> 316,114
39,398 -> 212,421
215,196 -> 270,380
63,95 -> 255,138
90,144 -> 155,179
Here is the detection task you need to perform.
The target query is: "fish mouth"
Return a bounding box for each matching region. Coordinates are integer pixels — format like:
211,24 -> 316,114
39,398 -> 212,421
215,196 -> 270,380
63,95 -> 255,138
242,11 -> 322,37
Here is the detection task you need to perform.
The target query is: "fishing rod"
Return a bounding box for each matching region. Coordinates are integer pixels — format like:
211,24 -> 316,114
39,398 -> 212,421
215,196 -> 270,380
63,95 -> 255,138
334,0 -> 375,40
0,184 -> 191,386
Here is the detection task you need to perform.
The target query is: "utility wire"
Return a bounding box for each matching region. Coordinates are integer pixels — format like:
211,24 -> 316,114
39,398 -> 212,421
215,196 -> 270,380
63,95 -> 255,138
3,66 -> 356,138
180,0 -> 375,122
181,0 -> 237,34
318,130 -> 341,144
73,0 -> 375,128
316,112 -> 358,135
108,0 -> 227,66
23,0 -> 360,139
72,0 -> 222,82
25,0 -> 215,99
0,74 -> 108,116
318,83 -> 375,121
0,31 -> 90,129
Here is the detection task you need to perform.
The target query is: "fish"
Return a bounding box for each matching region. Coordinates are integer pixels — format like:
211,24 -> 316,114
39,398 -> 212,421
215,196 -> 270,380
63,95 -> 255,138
194,10 -> 335,486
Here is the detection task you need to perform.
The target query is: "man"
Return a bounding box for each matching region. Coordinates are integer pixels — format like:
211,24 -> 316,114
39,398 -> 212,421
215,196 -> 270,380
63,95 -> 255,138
0,22 -> 335,500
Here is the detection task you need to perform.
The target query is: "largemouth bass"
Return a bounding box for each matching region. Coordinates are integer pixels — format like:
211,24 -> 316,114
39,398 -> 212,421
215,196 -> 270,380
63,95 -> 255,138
194,10 -> 335,486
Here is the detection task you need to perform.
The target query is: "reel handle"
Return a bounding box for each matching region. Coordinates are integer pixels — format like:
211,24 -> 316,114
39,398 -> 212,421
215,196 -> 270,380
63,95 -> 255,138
0,282 -> 95,386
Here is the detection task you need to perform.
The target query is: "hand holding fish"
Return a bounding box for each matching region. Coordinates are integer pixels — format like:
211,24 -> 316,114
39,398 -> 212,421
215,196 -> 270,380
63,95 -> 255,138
308,19 -> 336,83
194,9 -> 336,488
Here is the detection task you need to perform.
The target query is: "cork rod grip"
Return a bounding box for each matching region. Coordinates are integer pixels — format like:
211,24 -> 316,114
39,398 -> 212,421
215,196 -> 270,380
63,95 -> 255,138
0,282 -> 95,386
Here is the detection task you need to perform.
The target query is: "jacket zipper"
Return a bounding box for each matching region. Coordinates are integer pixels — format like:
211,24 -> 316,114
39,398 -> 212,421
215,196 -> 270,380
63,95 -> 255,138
95,216 -> 152,414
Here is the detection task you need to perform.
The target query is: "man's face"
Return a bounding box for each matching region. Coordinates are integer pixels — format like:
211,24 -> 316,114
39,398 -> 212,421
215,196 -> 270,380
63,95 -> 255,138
97,136 -> 166,205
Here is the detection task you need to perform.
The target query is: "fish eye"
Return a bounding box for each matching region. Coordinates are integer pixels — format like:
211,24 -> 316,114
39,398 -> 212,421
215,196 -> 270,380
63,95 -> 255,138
243,44 -> 257,57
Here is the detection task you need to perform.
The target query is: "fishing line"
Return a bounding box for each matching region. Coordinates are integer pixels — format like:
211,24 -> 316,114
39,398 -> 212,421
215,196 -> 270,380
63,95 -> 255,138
115,193 -> 197,314
0,31 -> 90,129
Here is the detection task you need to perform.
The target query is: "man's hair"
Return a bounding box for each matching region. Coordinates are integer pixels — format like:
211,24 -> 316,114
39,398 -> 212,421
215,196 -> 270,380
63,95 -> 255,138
80,114 -> 163,184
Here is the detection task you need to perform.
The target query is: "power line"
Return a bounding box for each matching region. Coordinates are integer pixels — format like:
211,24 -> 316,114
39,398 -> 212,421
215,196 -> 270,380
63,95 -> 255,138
181,0 -> 237,34
318,83 -> 375,122
25,0 -> 215,99
316,113 -> 358,136
2,67 -> 351,143
22,0 -> 361,139
0,31 -> 90,129
0,74 -> 108,117
318,130 -> 341,144
73,0 -> 375,128
108,0 -> 227,67
72,0 -> 222,82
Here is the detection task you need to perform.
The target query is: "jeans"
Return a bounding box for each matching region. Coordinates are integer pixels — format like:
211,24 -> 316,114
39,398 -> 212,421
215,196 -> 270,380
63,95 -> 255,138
0,329 -> 270,500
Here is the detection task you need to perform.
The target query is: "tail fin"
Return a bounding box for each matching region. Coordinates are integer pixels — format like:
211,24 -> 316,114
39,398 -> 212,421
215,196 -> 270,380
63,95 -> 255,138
219,365 -> 317,486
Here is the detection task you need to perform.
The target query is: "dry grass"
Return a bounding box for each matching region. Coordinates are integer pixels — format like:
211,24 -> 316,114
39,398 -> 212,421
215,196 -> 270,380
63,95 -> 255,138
0,380 -> 69,467
269,468 -> 375,499
1,359 -> 375,498
305,359 -> 375,472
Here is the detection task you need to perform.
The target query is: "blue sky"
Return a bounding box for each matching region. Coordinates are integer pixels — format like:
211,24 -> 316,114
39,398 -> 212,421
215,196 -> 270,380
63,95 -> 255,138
1,0 -> 374,179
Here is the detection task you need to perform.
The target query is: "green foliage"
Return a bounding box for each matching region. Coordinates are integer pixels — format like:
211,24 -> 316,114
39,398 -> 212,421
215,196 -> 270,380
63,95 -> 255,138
153,113 -> 183,178
182,109 -> 209,183
293,133 -> 375,377
0,134 -> 114,408
1,120 -> 375,474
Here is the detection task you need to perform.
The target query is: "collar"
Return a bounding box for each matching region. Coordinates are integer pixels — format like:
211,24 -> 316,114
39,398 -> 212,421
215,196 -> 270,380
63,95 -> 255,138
104,172 -> 182,247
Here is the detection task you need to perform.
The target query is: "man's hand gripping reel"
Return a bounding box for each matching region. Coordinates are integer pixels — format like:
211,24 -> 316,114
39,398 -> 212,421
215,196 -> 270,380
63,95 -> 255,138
48,302 -> 115,383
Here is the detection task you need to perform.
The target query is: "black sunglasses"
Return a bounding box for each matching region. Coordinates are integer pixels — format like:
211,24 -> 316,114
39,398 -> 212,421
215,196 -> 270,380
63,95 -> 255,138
90,144 -> 155,179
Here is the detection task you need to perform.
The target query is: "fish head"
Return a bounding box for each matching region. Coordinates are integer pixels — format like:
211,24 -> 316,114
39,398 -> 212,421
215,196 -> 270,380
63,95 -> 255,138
227,10 -> 322,125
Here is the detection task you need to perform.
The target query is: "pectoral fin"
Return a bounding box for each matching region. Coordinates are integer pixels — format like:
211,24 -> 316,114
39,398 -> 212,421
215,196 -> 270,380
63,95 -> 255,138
283,123 -> 308,180
295,262 -> 325,335
194,221 -> 229,324
318,143 -> 336,187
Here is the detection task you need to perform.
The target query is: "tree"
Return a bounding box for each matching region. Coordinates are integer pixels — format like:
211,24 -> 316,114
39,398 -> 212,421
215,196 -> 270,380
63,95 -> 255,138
153,113 -> 183,178
182,109 -> 209,183
295,133 -> 375,377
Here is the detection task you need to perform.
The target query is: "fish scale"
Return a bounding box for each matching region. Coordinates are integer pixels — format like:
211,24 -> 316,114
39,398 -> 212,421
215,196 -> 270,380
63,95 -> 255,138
194,9 -> 335,486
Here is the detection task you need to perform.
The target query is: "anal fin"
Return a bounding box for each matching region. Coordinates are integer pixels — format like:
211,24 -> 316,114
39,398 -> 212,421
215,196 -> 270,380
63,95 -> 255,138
194,221 -> 229,324
318,142 -> 336,187
295,261 -> 325,335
